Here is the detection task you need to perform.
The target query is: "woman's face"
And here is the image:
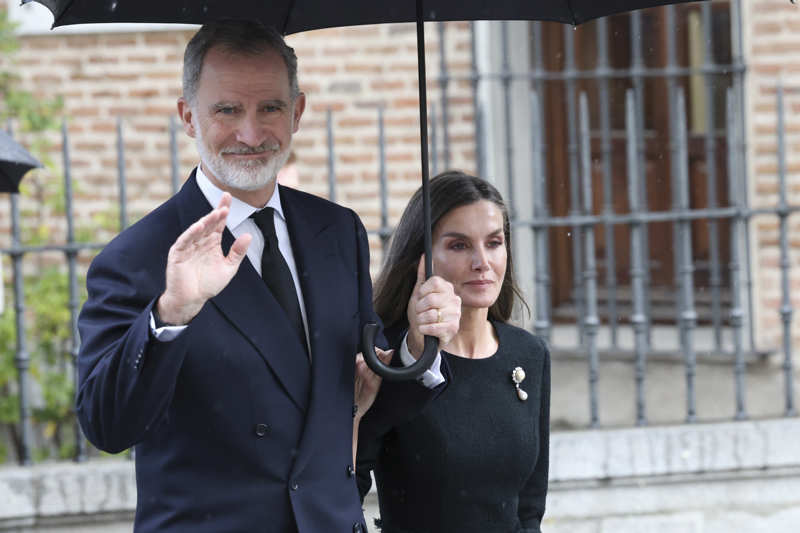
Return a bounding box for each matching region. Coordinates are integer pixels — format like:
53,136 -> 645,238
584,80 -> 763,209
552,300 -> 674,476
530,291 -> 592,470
431,200 -> 508,311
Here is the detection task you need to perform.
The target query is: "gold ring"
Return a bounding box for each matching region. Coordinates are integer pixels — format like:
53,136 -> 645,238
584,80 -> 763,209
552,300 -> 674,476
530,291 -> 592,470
437,309 -> 443,323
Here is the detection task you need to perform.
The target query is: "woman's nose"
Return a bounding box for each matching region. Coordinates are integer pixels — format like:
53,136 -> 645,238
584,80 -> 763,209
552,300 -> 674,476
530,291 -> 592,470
472,248 -> 490,271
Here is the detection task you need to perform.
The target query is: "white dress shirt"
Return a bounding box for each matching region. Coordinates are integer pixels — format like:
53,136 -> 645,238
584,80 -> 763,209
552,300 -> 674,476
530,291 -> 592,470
150,165 -> 443,386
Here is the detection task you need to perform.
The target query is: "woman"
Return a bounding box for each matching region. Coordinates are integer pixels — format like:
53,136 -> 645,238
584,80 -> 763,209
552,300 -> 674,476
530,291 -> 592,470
356,170 -> 550,533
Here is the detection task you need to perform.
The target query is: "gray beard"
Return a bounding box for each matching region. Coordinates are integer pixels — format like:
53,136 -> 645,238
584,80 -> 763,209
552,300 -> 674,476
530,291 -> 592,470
195,129 -> 291,192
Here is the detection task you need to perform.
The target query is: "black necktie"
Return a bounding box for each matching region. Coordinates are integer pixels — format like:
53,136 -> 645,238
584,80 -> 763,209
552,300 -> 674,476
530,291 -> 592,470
250,208 -> 307,350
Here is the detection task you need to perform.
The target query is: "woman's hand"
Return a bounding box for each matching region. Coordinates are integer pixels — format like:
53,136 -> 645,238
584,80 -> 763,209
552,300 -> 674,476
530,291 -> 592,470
406,255 -> 461,357
354,348 -> 393,419
353,348 -> 393,465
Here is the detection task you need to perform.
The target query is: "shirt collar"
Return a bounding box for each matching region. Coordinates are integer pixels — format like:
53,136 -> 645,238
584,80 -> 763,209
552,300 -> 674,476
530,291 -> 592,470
195,164 -> 286,230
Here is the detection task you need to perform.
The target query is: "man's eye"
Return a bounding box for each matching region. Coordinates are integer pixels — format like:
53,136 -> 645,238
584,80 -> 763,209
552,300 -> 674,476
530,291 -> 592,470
217,107 -> 236,115
262,105 -> 280,113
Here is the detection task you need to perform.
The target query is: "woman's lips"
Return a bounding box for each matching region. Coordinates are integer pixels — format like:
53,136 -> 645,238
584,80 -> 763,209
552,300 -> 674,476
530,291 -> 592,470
465,280 -> 494,286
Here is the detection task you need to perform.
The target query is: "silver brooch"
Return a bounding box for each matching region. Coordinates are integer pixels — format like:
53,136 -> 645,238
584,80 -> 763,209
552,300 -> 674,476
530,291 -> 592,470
511,366 -> 528,401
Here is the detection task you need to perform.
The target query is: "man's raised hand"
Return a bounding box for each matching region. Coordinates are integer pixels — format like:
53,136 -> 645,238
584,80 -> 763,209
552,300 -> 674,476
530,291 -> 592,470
156,193 -> 252,325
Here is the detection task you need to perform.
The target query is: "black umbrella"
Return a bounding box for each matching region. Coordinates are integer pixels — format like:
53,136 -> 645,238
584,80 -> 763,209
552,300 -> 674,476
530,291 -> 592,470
0,129 -> 41,193
26,0 -> 705,380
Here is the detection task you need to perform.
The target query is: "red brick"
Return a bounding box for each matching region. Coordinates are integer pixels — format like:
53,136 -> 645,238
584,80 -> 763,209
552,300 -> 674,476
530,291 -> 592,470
90,122 -> 116,132
385,117 -> 418,127
323,46 -> 359,56
344,64 -> 383,74
753,22 -> 783,35
338,118 -> 374,128
50,57 -> 83,68
109,106 -> 143,115
129,89 -> 161,99
144,106 -> 176,115
143,34 -> 182,46
310,102 -> 347,113
107,73 -> 141,82
104,36 -> 139,47
304,65 -> 338,74
386,152 -> 415,162
17,57 -> 43,67
75,142 -> 109,151
145,71 -> 181,80
88,55 -> 120,64
339,153 -> 375,164
371,80 -> 406,90
392,97 -> 421,108
71,73 -> 104,82
92,89 -> 122,98
24,38 -> 61,51
127,55 -> 159,64
64,35 -> 100,48
32,74 -> 63,84
365,46 -> 399,55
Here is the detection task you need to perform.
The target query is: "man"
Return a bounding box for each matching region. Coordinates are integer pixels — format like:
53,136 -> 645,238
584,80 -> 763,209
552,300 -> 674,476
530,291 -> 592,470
76,20 -> 460,533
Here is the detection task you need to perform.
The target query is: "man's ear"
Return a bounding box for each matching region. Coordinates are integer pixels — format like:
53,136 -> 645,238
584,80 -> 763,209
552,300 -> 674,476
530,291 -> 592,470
292,92 -> 306,133
177,97 -> 196,138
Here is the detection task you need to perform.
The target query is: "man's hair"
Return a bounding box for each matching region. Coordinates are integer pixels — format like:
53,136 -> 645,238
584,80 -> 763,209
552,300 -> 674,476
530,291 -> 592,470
183,19 -> 299,104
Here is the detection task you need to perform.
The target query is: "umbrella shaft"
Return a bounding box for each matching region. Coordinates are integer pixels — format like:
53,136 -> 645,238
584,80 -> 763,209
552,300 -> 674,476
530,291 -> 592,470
416,0 -> 433,280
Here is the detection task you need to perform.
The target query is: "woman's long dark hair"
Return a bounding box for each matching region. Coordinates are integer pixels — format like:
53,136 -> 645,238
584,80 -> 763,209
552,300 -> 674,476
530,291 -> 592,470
373,170 -> 528,329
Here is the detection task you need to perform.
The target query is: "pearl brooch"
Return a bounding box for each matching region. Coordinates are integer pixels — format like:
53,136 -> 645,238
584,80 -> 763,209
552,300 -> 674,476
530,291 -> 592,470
511,366 -> 528,401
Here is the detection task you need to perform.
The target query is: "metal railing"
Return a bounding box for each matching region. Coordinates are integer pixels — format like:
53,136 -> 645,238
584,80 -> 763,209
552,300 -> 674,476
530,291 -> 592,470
2,2 -> 798,465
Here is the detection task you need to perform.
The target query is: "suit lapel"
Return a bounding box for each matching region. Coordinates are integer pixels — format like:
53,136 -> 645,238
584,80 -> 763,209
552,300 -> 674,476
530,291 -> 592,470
175,175 -> 311,413
281,188 -> 352,476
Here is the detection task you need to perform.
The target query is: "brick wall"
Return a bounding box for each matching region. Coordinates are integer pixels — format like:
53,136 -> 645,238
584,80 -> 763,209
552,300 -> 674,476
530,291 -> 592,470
6,1 -> 800,355
745,0 -> 800,350
0,7 -> 476,274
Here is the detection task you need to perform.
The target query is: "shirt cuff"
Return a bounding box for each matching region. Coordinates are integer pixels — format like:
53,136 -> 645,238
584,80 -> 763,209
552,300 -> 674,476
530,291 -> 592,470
149,311 -> 187,342
399,333 -> 445,388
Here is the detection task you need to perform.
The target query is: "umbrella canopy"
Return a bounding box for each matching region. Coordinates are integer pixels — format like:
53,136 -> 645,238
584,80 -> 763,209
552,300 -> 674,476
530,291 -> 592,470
26,0 -> 706,379
0,130 -> 41,194
28,0 -> 699,32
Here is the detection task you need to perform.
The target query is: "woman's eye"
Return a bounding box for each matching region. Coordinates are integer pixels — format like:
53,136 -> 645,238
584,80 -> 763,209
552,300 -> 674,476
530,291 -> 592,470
449,242 -> 467,250
488,240 -> 504,248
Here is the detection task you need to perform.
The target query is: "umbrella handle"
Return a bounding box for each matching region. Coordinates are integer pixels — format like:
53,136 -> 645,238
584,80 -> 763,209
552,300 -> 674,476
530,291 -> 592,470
361,323 -> 439,381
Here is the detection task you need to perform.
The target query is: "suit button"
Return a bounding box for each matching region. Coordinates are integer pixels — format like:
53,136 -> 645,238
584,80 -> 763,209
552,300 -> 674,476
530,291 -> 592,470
254,423 -> 269,437
353,522 -> 363,533
291,482 -> 299,491
347,465 -> 355,477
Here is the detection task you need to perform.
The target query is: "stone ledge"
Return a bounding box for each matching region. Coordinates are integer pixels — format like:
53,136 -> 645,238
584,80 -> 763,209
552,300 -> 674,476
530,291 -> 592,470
550,418 -> 800,481
2,418 -> 799,529
0,459 -> 135,529
545,467 -> 800,532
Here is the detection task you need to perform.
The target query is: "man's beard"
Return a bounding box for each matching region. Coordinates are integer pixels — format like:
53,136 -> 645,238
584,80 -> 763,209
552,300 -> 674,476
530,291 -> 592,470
195,124 -> 291,192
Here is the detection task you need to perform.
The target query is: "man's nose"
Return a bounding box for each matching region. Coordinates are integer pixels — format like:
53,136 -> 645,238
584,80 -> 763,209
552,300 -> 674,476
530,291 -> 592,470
235,114 -> 267,147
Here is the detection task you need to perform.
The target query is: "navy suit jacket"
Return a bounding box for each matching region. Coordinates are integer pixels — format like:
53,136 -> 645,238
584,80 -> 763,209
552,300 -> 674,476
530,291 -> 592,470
76,172 -> 445,532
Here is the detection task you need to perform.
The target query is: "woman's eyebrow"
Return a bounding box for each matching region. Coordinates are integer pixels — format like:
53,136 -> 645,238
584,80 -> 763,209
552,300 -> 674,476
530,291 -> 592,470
439,228 -> 503,239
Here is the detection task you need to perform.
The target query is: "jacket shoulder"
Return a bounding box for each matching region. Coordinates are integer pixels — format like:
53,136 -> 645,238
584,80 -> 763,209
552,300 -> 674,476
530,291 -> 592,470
280,185 -> 358,221
494,321 -> 549,359
93,194 -> 184,268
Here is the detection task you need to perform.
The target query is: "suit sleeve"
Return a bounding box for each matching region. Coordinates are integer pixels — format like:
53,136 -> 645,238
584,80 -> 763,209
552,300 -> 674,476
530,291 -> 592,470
75,246 -> 192,453
518,339 -> 551,532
